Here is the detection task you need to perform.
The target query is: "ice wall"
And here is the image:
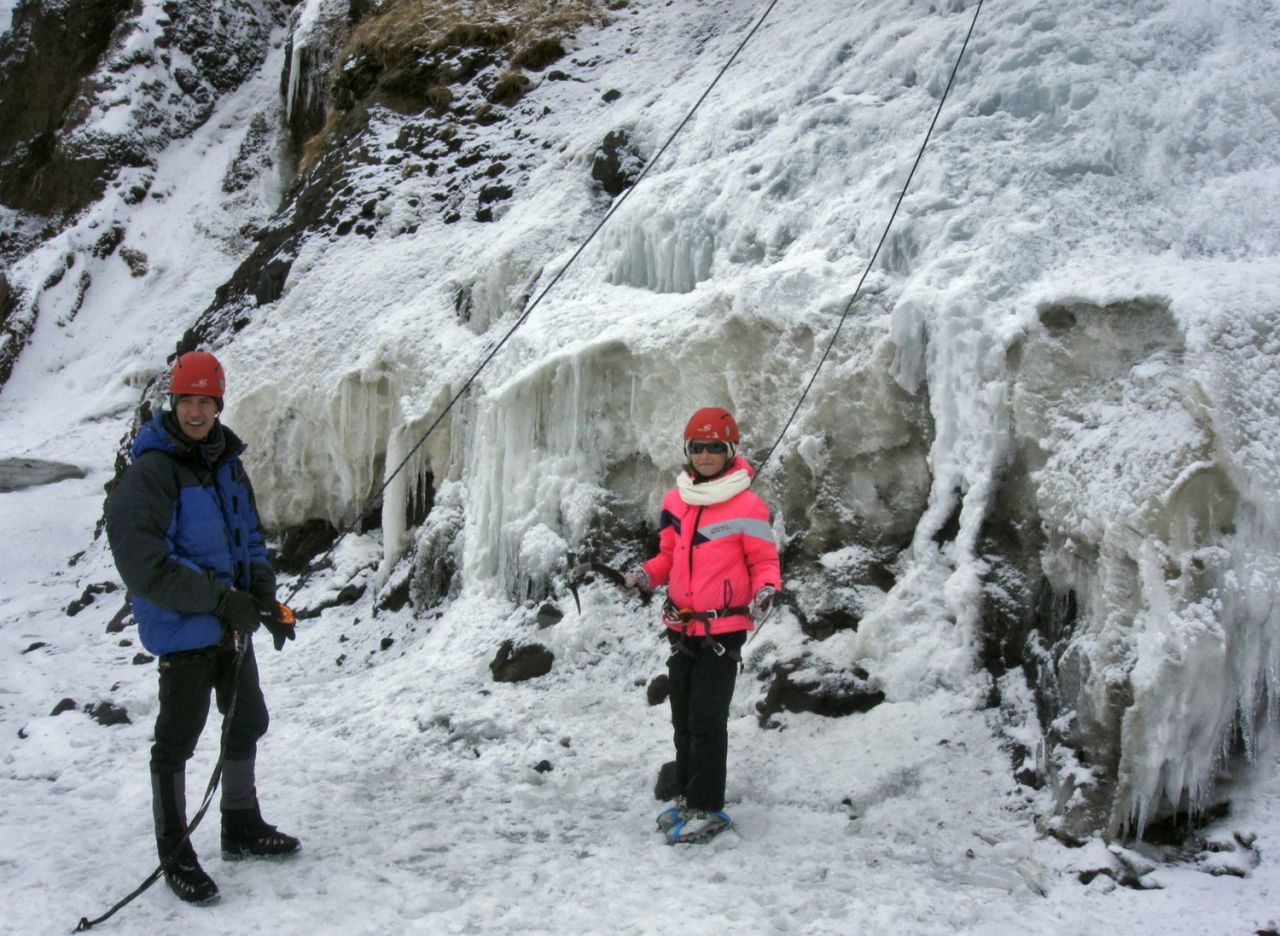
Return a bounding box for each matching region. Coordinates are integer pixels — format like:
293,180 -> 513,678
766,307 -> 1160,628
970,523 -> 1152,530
211,0 -> 1280,839
282,0 -> 349,145
461,343 -> 641,595
989,261 -> 1280,837
603,210 -> 716,294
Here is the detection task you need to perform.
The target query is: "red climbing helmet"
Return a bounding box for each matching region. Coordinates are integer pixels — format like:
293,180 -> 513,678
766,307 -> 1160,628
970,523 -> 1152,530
170,351 -> 226,399
684,407 -> 740,443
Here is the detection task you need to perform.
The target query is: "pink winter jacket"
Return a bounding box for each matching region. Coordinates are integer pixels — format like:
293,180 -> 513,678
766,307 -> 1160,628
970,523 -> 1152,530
643,458 -> 782,636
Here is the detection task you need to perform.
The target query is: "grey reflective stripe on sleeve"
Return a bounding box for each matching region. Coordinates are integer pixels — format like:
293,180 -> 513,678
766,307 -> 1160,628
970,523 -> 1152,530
697,517 -> 775,544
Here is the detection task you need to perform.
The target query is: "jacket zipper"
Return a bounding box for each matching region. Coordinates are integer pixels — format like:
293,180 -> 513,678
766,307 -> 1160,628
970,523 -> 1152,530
686,505 -> 705,598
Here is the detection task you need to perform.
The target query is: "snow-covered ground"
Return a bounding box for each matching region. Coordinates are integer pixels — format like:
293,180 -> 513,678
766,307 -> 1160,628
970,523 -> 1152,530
3,474 -> 1280,934
3,0 -> 1280,932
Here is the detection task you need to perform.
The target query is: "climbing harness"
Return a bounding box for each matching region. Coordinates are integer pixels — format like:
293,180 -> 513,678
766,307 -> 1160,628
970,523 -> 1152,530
663,581 -> 749,660
663,598 -> 752,661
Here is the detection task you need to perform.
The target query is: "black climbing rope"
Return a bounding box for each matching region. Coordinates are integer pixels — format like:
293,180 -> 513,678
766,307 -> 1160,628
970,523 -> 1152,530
74,639 -> 249,931
76,0 -> 984,920
356,0 -> 786,530
74,2 -> 784,928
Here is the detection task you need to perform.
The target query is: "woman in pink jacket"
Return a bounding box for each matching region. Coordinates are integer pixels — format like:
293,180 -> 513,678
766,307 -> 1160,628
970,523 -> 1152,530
626,407 -> 782,844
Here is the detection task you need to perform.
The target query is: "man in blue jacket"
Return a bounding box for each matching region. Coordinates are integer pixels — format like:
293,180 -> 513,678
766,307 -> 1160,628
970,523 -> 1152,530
107,350 -> 299,904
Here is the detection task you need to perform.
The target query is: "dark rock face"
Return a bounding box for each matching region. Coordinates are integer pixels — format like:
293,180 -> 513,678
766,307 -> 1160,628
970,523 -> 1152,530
489,639 -> 554,682
0,0 -> 288,395
273,518 -> 341,575
161,0 -> 281,96
0,0 -> 133,218
755,661 -> 885,726
0,0 -> 285,223
0,272 -> 22,390
590,129 -> 642,197
188,1 -> 613,347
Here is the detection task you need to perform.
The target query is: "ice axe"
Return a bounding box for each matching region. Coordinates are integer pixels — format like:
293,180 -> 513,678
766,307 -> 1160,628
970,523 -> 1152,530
566,560 -> 651,614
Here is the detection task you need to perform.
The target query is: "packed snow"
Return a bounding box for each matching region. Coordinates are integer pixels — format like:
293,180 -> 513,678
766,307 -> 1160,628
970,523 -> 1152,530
3,0 -> 1280,934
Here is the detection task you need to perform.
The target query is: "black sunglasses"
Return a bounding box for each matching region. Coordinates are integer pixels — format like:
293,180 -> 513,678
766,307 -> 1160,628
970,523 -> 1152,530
687,441 -> 728,455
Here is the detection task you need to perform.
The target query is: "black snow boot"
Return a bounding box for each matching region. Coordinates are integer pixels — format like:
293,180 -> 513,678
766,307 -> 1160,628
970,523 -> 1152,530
153,770 -> 219,904
222,805 -> 301,859
160,839 -> 220,904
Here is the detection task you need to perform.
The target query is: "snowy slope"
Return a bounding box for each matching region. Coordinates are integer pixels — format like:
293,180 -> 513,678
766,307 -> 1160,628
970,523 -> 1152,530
4,0 -> 1280,933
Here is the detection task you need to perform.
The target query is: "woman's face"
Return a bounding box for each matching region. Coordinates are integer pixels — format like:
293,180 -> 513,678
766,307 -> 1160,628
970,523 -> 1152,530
688,440 -> 730,477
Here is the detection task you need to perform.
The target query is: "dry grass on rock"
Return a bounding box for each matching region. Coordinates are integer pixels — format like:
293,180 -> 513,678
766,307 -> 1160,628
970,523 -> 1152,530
346,0 -> 611,82
300,1 -> 612,176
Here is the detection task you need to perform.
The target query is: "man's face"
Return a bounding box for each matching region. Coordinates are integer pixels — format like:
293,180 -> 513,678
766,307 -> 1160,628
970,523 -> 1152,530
174,395 -> 219,442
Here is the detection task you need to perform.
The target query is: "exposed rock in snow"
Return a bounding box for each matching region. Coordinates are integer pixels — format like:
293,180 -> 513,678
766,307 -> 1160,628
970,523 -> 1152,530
0,456 -> 87,491
489,638 -> 555,682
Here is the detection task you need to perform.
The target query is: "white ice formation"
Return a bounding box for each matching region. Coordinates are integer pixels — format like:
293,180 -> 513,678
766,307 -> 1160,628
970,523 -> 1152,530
218,0 -> 1280,837
4,0 -> 1278,841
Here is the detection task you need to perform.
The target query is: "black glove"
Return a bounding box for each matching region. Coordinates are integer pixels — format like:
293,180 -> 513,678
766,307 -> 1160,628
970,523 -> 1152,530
254,595 -> 296,652
215,588 -> 261,638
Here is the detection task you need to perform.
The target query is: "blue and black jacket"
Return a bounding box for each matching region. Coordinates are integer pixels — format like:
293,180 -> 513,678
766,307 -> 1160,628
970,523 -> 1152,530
106,412 -> 275,656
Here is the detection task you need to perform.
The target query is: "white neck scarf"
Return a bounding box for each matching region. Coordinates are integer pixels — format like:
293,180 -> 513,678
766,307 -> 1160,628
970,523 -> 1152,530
677,463 -> 751,506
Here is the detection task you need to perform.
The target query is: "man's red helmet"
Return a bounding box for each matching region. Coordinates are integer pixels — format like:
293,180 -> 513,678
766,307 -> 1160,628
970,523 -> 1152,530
684,407 -> 740,443
170,351 -> 226,398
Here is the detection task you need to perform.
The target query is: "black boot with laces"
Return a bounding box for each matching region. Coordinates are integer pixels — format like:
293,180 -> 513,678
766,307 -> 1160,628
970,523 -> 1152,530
222,806 -> 300,859
159,838 -> 219,904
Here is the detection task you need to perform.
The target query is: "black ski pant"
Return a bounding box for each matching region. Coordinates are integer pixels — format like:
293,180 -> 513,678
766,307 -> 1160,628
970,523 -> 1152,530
151,637 -> 269,776
666,629 -> 746,814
